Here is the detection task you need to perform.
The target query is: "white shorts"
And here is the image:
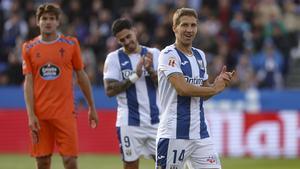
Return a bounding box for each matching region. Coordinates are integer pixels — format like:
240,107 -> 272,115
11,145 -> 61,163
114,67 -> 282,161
117,125 -> 157,162
156,138 -> 221,169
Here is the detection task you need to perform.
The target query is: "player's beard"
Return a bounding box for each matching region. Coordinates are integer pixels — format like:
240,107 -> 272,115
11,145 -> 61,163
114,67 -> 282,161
125,41 -> 138,53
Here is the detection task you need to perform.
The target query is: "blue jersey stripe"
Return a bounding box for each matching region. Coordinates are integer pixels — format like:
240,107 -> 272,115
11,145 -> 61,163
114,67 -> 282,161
192,49 -> 209,139
199,98 -> 209,138
141,47 -> 160,124
118,50 -> 140,126
175,48 -> 191,139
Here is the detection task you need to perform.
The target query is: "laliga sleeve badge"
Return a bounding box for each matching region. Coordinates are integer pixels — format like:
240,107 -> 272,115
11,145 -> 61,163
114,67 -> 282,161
168,57 -> 176,67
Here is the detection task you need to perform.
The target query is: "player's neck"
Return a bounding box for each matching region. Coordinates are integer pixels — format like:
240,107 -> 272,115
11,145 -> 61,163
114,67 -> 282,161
40,32 -> 59,42
124,45 -> 141,55
175,42 -> 192,56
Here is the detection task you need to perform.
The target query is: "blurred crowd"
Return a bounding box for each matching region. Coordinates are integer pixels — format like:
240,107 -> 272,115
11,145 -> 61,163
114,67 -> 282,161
0,0 -> 299,90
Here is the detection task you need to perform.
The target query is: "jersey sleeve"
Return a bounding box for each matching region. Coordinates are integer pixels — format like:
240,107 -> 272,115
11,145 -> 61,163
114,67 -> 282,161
151,48 -> 160,71
158,49 -> 182,78
21,42 -> 32,75
72,38 -> 84,70
103,52 -> 122,81
199,50 -> 209,81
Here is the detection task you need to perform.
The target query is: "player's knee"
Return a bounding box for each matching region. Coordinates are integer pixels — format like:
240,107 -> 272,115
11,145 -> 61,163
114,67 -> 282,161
124,160 -> 139,169
36,155 -> 51,169
62,156 -> 78,169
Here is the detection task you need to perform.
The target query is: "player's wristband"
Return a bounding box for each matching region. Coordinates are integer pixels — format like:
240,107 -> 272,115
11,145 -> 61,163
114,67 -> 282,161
128,73 -> 139,83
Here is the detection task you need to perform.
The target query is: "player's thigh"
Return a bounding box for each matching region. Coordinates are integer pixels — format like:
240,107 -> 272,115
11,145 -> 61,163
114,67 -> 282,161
52,116 -> 78,156
30,120 -> 55,157
117,126 -> 144,162
189,139 -> 221,169
144,126 -> 158,157
156,138 -> 192,169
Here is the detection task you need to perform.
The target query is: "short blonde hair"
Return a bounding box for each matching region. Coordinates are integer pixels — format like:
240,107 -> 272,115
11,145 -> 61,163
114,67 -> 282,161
172,8 -> 198,27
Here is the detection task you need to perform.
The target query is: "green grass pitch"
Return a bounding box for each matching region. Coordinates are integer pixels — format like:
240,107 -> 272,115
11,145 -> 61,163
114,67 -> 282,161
0,154 -> 299,169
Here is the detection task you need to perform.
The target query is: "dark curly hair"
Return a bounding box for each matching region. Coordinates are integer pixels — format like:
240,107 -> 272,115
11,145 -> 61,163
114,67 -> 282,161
111,18 -> 133,36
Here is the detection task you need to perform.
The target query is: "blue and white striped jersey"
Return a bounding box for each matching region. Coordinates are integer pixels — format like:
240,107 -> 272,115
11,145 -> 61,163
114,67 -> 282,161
103,46 -> 160,127
157,44 -> 210,139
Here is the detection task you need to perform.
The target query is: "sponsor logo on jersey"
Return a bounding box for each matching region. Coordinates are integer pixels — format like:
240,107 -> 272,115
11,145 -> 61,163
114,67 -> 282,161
39,63 -> 60,80
121,69 -> 149,79
184,76 -> 203,85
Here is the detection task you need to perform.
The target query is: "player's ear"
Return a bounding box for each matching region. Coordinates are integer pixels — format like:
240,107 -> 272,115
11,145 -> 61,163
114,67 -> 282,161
172,24 -> 177,33
57,15 -> 61,27
56,18 -> 60,27
36,17 -> 40,27
132,27 -> 137,34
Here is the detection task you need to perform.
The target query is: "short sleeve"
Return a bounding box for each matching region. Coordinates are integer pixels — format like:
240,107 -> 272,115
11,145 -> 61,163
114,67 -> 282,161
72,38 -> 84,70
103,52 -> 122,81
199,50 -> 209,81
151,48 -> 160,71
21,42 -> 32,75
158,49 -> 182,78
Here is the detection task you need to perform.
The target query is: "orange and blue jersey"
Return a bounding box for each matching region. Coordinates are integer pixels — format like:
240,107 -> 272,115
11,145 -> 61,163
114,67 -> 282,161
22,34 -> 84,119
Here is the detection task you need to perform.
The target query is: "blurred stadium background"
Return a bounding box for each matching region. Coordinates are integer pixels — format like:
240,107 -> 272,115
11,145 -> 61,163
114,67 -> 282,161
0,0 -> 300,168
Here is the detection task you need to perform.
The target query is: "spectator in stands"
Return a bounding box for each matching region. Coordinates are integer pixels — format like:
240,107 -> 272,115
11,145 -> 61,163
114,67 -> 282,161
253,38 -> 284,89
235,53 -> 256,90
0,0 -> 297,89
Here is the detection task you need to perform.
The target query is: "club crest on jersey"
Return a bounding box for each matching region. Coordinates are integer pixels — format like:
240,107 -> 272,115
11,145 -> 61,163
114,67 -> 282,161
121,69 -> 134,79
39,63 -> 60,80
125,149 -> 132,156
170,164 -> 179,169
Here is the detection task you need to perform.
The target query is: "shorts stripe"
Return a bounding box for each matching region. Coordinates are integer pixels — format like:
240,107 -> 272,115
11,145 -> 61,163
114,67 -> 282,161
156,138 -> 169,169
116,127 -> 124,160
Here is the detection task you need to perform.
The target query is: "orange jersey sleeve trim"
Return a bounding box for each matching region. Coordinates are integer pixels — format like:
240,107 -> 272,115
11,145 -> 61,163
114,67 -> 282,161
22,41 -> 32,75
64,36 -> 84,70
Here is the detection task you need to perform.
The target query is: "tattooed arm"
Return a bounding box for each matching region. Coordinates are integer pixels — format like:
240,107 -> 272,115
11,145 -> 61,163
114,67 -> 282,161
104,79 -> 133,97
104,56 -> 144,97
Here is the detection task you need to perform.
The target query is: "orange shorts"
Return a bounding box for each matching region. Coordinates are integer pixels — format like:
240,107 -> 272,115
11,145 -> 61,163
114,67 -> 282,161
30,116 -> 78,157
